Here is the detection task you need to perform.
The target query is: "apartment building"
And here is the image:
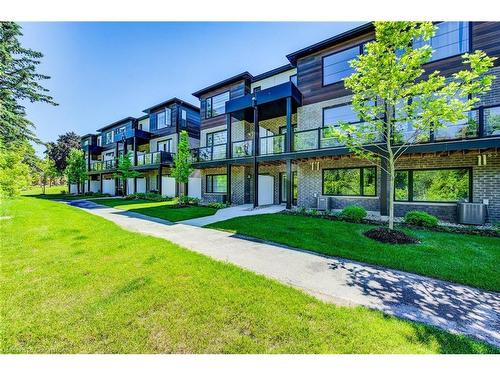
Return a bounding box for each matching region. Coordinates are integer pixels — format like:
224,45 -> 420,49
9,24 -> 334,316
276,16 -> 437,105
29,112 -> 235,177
81,98 -> 200,197
190,22 -> 500,222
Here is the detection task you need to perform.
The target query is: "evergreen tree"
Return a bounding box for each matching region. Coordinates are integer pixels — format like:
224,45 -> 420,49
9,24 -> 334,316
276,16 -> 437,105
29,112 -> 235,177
45,132 -> 81,174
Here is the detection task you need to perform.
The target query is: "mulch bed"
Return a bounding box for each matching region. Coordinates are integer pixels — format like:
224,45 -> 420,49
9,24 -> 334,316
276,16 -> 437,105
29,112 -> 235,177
363,227 -> 420,245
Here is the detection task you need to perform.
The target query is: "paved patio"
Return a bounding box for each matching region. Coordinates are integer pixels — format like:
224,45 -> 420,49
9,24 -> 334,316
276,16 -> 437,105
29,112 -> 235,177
69,199 -> 500,347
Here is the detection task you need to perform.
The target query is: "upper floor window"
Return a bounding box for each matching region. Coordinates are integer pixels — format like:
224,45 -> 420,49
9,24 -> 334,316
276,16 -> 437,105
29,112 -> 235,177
83,139 -> 89,146
414,21 -> 469,62
289,74 -> 298,86
323,45 -> 361,85
157,139 -> 172,153
323,104 -> 360,127
157,108 -> 172,129
104,131 -> 113,144
97,136 -> 102,146
205,91 -> 230,118
206,130 -> 227,146
180,109 -> 187,128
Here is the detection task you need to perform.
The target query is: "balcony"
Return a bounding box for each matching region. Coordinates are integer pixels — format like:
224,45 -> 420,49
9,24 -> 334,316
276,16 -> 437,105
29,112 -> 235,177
260,134 -> 285,155
90,159 -> 116,172
135,151 -> 173,166
232,139 -> 253,158
191,144 -> 227,162
114,126 -> 151,142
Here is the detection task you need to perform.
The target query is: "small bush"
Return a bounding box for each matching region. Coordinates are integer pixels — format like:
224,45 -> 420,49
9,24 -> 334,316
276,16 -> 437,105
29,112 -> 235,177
404,210 -> 439,228
61,190 -> 67,194
207,202 -> 227,209
339,205 -> 367,223
179,195 -> 201,206
296,206 -> 307,215
126,192 -> 171,202
308,208 -> 320,216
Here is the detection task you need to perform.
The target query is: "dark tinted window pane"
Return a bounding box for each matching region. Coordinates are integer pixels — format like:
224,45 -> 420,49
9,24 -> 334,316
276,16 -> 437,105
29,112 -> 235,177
362,167 -> 376,196
414,22 -> 469,62
323,46 -> 359,85
395,171 -> 409,201
290,75 -> 298,86
213,175 -> 227,193
212,91 -> 230,117
413,169 -> 469,202
323,105 -> 359,126
323,168 -> 361,195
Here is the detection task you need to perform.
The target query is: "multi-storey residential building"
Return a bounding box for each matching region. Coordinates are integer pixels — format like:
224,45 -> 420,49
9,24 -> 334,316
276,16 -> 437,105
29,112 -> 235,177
81,98 -> 200,196
190,22 -> 500,222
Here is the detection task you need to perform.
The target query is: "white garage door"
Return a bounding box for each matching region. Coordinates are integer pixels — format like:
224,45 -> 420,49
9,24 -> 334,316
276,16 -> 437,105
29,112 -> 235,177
102,179 -> 115,195
161,176 -> 176,197
188,177 -> 201,199
136,178 -> 146,193
70,184 -> 78,194
258,175 -> 274,206
90,181 -> 100,193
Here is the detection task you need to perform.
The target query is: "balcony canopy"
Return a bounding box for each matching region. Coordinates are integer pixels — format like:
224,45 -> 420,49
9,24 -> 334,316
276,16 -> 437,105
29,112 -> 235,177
226,81 -> 302,122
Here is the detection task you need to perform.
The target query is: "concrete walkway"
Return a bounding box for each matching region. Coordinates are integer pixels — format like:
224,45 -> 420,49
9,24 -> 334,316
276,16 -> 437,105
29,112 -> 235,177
178,204 -> 285,226
69,200 -> 500,347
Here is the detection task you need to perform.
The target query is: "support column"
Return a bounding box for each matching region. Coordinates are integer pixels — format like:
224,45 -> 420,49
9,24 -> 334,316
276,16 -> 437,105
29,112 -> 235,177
379,157 -> 389,216
253,104 -> 259,208
285,96 -> 292,153
226,113 -> 232,159
87,152 -> 91,192
100,173 -> 103,193
286,159 -> 293,209
158,165 -> 162,196
226,163 -> 231,205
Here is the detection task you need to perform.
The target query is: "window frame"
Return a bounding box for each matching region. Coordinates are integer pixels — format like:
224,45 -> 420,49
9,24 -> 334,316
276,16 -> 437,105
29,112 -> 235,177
289,74 -> 298,86
321,43 -> 365,87
322,102 -> 364,128
157,139 -> 172,153
156,107 -> 172,129
205,91 -> 230,119
206,129 -> 227,147
206,174 -> 227,194
394,167 -> 473,203
322,166 -> 377,197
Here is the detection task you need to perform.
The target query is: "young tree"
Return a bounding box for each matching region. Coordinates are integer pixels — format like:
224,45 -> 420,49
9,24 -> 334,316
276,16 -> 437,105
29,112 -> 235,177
171,131 -> 193,202
64,148 -> 87,195
0,22 -> 57,146
0,141 -> 31,198
45,132 -> 82,175
37,157 -> 57,194
114,152 -> 140,196
332,22 -> 496,230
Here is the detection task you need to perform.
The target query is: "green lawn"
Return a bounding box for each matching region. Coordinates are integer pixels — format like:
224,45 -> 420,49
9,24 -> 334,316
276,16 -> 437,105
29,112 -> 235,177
21,185 -> 103,201
0,198 -> 496,353
206,214 -> 500,292
91,198 -> 217,222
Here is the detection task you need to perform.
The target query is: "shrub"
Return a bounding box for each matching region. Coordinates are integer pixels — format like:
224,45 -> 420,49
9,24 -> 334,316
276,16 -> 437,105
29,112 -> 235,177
207,202 -> 227,209
308,208 -> 320,216
404,210 -> 439,227
126,192 -> 171,202
296,206 -> 307,215
179,195 -> 201,206
339,205 -> 367,223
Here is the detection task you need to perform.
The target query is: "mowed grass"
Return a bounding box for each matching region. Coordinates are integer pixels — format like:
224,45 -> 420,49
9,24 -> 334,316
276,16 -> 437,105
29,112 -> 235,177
21,185 -> 104,201
0,198 -> 496,353
206,214 -> 500,292
90,198 -> 217,222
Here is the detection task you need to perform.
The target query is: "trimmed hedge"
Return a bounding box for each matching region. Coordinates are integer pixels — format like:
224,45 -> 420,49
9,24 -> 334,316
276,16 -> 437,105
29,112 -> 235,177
404,210 -> 439,228
339,205 -> 367,223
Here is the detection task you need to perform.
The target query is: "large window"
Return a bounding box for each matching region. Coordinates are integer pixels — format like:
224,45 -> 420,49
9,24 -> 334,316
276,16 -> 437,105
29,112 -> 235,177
206,130 -> 227,146
414,22 -> 469,62
157,139 -> 172,152
104,131 -> 113,144
205,91 -> 230,118
323,104 -> 360,126
484,106 -> 500,136
395,168 -> 471,202
323,45 -> 361,85
206,174 -> 227,193
322,167 -> 376,196
157,108 -> 172,129
180,109 -> 187,128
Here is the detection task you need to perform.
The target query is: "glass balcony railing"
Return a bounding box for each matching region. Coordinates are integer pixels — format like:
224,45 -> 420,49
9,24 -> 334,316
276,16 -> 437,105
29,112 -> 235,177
90,159 -> 116,171
483,105 -> 500,137
191,144 -> 227,162
232,139 -> 253,157
259,134 -> 285,155
136,151 -> 169,166
434,109 -> 479,141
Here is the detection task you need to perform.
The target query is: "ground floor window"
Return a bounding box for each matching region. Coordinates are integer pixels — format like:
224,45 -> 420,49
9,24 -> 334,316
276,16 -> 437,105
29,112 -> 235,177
322,167 -> 376,196
206,174 -> 227,193
395,168 -> 471,202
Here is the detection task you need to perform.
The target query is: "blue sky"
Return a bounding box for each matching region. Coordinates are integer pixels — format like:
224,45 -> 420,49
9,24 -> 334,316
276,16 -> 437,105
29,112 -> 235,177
20,22 -> 363,154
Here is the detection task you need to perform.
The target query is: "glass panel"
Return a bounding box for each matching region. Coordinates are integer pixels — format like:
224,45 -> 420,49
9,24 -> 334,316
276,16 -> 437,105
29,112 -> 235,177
212,144 -> 227,160
323,46 -> 359,85
280,173 -> 287,202
413,169 -> 470,202
414,22 -> 469,62
232,140 -> 253,157
362,167 -> 376,196
394,171 -> 409,201
294,130 -> 318,151
434,109 -> 478,141
321,127 -> 342,148
211,91 -> 230,117
323,168 -> 361,196
484,106 -> 500,136
324,105 -> 360,126
157,111 -> 166,129
260,134 -> 285,155
209,175 -> 227,193
207,130 -> 227,146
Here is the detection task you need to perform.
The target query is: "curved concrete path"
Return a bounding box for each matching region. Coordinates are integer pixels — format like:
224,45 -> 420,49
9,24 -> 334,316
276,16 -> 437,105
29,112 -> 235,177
69,200 -> 500,347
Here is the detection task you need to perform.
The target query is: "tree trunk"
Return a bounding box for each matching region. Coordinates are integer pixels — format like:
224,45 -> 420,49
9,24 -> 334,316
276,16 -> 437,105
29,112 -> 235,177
388,159 -> 395,230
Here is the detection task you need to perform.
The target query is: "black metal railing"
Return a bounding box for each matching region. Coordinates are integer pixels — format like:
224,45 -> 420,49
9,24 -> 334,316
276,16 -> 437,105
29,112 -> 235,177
136,151 -> 172,166
90,159 -> 116,171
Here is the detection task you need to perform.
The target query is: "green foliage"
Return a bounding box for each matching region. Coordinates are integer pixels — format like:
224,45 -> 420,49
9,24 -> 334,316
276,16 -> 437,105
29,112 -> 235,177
64,148 -> 87,194
339,205 -> 368,223
207,202 -> 227,209
45,132 -> 81,174
404,211 -> 439,228
0,22 -> 57,145
171,130 -> 193,184
179,195 -> 201,206
329,21 -> 495,229
126,192 -> 172,202
114,151 -> 140,195
0,142 -> 31,198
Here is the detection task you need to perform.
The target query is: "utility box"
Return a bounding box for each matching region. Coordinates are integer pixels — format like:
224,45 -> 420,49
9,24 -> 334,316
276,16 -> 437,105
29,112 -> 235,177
457,203 -> 487,225
317,196 -> 331,211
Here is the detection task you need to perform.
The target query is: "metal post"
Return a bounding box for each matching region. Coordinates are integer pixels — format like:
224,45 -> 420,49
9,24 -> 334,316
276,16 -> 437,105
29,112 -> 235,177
286,159 -> 292,209
100,173 -> 103,193
285,96 -> 292,153
226,163 -> 231,205
158,165 -> 162,196
253,104 -> 259,208
226,113 -> 232,159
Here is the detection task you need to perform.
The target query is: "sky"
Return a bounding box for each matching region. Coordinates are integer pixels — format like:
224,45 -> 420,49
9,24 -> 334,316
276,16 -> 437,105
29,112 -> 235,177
20,22 -> 363,155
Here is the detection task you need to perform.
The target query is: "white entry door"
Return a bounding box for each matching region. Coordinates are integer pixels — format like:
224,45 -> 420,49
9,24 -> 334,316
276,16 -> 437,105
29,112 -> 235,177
102,179 -> 115,195
161,176 -> 176,197
126,178 -> 135,195
258,175 -> 274,206
188,177 -> 202,199
136,178 -> 146,193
